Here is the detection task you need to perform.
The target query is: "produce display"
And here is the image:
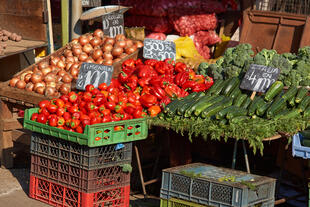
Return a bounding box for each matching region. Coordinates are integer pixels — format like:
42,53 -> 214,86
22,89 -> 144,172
0,28 -> 22,55
198,44 -> 310,87
154,77 -> 310,154
29,58 -> 214,134
8,29 -> 143,96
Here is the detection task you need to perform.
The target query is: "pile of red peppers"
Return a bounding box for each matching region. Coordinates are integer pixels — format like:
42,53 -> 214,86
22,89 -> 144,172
30,58 -> 213,134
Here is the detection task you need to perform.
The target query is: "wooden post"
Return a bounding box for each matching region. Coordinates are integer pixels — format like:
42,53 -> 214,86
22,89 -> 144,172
61,0 -> 69,46
0,101 -> 14,168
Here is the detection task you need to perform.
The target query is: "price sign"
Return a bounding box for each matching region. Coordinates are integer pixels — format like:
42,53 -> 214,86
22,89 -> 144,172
240,64 -> 280,93
143,38 -> 176,61
76,63 -> 114,90
102,12 -> 124,38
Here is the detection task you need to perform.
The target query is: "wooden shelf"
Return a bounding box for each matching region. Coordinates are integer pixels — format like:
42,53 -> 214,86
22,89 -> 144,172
0,39 -> 47,59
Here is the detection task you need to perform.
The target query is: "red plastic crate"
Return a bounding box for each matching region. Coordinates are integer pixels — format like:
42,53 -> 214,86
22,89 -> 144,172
31,154 -> 130,193
29,175 -> 130,207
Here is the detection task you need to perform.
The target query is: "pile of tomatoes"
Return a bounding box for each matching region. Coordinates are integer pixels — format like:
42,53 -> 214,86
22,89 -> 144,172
30,58 -> 213,134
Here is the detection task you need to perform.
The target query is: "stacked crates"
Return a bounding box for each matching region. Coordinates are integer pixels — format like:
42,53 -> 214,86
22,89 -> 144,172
24,107 -> 148,206
29,132 -> 132,206
160,163 -> 276,207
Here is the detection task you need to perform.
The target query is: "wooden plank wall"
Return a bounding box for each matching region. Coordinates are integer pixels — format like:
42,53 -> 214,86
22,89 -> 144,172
0,0 -> 47,41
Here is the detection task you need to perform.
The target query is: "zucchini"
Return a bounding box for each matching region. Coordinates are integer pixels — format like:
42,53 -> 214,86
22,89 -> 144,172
248,97 -> 265,116
274,109 -> 290,120
229,86 -> 242,99
206,79 -> 224,95
216,105 -> 239,119
219,119 -> 228,126
226,107 -> 248,119
177,92 -> 205,115
265,81 -> 284,101
184,95 -> 213,117
301,130 -> 310,139
193,95 -> 225,116
282,85 -> 298,101
164,99 -> 182,116
266,98 -> 286,119
256,102 -> 272,116
230,116 -> 250,124
213,79 -> 230,96
233,94 -> 248,107
303,106 -> 310,118
298,95 -> 310,111
222,77 -> 240,96
274,108 -> 301,120
241,97 -> 252,109
201,97 -> 233,118
295,87 -> 308,103
288,95 -> 296,107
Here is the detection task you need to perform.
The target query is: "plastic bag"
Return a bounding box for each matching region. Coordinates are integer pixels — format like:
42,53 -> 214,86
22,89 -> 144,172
174,36 -> 203,59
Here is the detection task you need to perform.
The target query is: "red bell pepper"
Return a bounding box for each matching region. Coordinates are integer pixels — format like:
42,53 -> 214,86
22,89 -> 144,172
68,92 -> 78,103
122,59 -> 136,69
118,71 -> 129,83
150,86 -> 166,100
138,77 -> 151,87
148,105 -> 161,117
159,96 -> 171,108
205,76 -> 214,89
174,71 -> 189,87
140,94 -> 157,108
165,83 -> 183,98
144,59 -> 158,67
174,62 -> 187,73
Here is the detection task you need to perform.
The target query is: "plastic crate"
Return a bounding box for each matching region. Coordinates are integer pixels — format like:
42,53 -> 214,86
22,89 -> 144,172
24,108 -> 148,147
292,133 -> 310,159
31,132 -> 132,170
160,163 -> 276,207
160,198 -> 275,207
29,175 -> 130,207
31,154 -> 130,193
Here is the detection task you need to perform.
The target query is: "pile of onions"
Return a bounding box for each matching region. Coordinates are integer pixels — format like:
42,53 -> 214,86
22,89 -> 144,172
9,29 -> 143,97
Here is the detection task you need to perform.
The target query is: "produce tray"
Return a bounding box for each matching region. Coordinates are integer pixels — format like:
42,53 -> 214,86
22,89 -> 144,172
31,154 -> 130,193
24,108 -> 148,147
292,133 -> 310,159
160,163 -> 276,207
31,132 -> 132,170
29,175 -> 130,207
160,198 -> 275,207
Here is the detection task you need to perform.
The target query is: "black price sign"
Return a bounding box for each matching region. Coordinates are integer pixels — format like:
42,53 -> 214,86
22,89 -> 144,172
240,64 -> 280,93
102,12 -> 124,38
143,38 -> 176,61
76,63 -> 114,90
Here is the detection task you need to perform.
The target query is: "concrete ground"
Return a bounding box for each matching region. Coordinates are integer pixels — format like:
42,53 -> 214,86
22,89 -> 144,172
0,168 -> 159,207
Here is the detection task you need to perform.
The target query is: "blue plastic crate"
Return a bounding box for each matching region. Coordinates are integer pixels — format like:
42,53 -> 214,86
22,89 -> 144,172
160,163 -> 276,207
292,133 -> 310,159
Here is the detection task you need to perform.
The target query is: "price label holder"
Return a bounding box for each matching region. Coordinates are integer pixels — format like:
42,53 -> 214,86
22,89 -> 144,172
240,64 -> 280,99
143,38 -> 176,61
76,63 -> 114,90
102,12 -> 124,38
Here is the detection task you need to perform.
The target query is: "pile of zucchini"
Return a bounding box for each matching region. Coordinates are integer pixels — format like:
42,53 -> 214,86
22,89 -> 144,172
160,77 -> 310,124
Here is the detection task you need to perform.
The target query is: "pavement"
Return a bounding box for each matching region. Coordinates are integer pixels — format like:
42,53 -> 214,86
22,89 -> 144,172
0,168 -> 160,207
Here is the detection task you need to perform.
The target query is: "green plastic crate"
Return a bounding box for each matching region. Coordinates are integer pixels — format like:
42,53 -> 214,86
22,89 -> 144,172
24,108 -> 148,147
160,198 -> 207,207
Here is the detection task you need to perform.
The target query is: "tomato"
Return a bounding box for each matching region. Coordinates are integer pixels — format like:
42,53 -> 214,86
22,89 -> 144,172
124,104 -> 136,115
57,126 -> 65,130
88,111 -> 98,119
79,101 -> 87,108
68,106 -> 79,114
55,99 -> 65,108
80,114 -> 90,121
70,119 -> 80,129
39,100 -> 50,109
118,95 -> 128,104
133,108 -> 143,118
66,119 -> 71,127
148,105 -> 161,117
56,107 -> 65,116
81,119 -> 91,128
86,102 -> 96,111
57,117 -> 65,126
85,84 -> 95,92
91,117 -> 101,125
39,108 -> 50,117
106,101 -> 116,110
64,102 -> 72,110
114,105 -> 124,113
63,112 -> 71,120
112,113 -> 122,122
122,113 -> 132,120
107,86 -> 119,95
31,113 -> 39,121
47,104 -> 58,113
101,109 -> 111,116
76,125 -> 84,133
102,115 -> 112,123
101,90 -> 109,98
93,96 -> 105,106
98,83 -> 108,91
48,116 -> 58,127
98,104 -> 106,113
37,114 -> 47,124
72,112 -> 81,120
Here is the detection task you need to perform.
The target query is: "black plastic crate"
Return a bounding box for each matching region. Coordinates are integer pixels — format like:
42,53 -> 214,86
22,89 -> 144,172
31,154 -> 131,193
30,132 -> 132,170
160,163 -> 276,207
